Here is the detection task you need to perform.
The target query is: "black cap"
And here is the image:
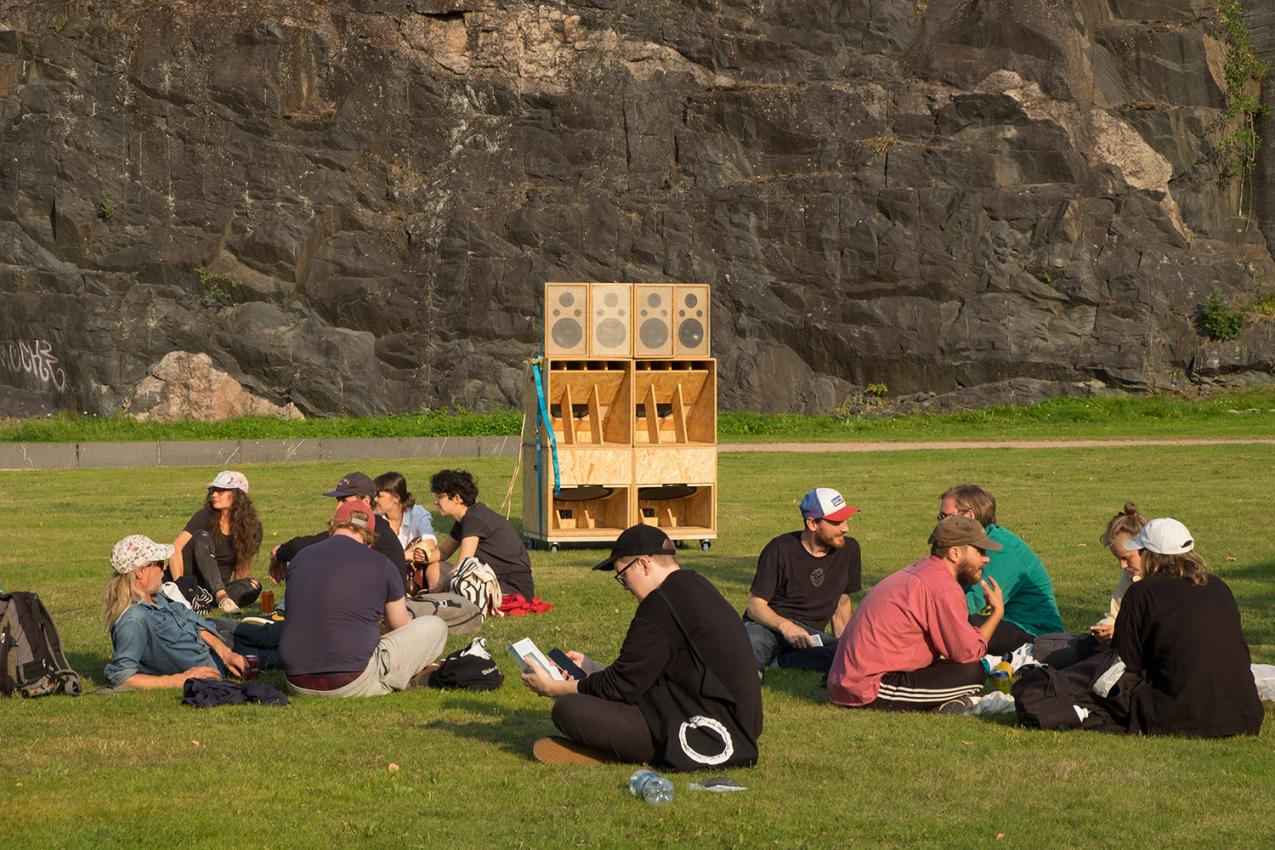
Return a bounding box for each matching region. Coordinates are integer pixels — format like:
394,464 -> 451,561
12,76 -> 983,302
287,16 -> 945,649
323,471 -> 375,499
593,524 -> 677,571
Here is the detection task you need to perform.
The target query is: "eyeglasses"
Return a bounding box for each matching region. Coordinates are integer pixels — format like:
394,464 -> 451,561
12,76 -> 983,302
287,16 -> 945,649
614,556 -> 643,588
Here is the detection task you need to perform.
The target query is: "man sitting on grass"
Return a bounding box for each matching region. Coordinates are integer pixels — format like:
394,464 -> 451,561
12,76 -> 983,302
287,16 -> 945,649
938,484 -> 1063,654
279,500 -> 447,698
422,469 -> 534,599
743,487 -> 862,672
269,471 -> 407,589
520,525 -> 762,768
103,535 -> 246,689
827,516 -> 1004,711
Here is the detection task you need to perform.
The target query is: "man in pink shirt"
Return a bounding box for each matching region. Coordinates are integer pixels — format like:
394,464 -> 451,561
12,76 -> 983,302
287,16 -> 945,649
828,515 -> 1006,711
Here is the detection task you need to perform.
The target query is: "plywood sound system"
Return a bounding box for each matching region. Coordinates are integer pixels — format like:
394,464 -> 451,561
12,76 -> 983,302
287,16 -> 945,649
524,282 -> 717,551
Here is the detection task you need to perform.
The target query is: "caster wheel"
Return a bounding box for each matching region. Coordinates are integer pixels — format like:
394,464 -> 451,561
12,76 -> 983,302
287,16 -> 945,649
674,540 -> 688,550
700,540 -> 711,551
549,543 -> 560,554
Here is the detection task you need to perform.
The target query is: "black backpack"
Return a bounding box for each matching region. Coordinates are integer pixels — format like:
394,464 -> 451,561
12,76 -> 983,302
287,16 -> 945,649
0,592 -> 83,697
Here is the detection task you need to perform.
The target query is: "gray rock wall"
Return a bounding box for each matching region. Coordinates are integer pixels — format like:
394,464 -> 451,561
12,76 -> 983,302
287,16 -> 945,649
0,0 -> 1272,418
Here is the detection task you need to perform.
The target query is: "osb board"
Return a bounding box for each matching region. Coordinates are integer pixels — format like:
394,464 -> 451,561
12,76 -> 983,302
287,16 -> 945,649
632,446 -> 717,485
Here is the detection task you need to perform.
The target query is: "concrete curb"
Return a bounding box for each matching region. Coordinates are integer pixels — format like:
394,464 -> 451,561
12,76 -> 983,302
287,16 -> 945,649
3,436 -> 1273,471
0,436 -> 522,471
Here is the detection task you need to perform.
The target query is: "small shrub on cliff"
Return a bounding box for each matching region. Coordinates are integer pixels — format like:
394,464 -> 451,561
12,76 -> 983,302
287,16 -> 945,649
1248,292 -> 1275,319
194,267 -> 240,305
1199,294 -> 1245,341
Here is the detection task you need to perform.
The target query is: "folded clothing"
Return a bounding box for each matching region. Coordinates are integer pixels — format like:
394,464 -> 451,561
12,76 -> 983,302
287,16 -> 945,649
181,678 -> 290,707
498,593 -> 552,616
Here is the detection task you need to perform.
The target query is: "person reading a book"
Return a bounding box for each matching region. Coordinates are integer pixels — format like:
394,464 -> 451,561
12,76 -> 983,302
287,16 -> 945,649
519,525 -> 762,769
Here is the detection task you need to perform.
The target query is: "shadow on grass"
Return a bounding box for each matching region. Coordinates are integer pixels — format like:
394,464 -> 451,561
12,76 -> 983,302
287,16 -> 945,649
415,697 -> 547,760
762,668 -> 831,704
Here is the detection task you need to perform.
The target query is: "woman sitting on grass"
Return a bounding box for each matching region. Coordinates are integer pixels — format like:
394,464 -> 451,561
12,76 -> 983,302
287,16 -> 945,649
1113,517 -> 1263,737
103,535 -> 245,689
374,471 -> 437,588
169,470 -> 263,614
1032,502 -> 1145,667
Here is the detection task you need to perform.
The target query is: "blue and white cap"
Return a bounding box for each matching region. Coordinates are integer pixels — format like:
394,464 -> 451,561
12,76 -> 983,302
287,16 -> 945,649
799,488 -> 858,522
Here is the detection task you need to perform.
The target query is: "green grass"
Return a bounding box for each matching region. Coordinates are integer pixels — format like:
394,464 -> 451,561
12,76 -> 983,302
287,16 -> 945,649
2,447 -> 1273,847
5,388 -> 1275,444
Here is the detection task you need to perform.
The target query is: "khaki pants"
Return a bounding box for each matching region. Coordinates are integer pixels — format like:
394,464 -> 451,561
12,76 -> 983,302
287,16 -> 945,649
287,615 -> 448,698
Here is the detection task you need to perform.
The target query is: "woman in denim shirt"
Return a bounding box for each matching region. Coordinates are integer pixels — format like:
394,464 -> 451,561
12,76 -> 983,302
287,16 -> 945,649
103,535 -> 246,689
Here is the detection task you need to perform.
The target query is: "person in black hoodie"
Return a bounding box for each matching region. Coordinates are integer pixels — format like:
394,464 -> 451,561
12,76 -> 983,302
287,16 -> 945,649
1115,517 -> 1263,737
520,525 -> 762,767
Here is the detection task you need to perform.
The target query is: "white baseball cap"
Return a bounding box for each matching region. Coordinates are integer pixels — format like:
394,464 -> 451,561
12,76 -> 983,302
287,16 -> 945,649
208,470 -> 249,494
1123,517 -> 1194,556
111,535 -> 175,575
800,487 -> 859,522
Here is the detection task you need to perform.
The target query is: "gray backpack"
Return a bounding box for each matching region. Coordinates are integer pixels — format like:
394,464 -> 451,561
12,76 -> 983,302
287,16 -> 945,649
404,592 -> 483,636
0,592 -> 82,697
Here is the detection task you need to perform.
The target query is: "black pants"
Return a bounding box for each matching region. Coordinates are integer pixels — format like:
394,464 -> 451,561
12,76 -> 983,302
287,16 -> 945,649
552,694 -> 655,763
969,614 -> 1033,655
865,660 -> 986,711
184,532 -> 260,606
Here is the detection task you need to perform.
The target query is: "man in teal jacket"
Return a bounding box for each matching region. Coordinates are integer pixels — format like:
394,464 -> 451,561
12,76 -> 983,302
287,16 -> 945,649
938,484 -> 1062,654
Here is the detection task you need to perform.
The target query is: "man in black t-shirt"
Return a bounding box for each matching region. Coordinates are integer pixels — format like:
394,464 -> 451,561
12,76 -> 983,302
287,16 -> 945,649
423,469 -> 533,599
520,525 -> 762,768
269,471 -> 408,589
743,487 -> 863,672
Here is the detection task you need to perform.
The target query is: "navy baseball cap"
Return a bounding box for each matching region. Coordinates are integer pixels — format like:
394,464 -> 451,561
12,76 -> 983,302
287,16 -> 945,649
324,471 -> 375,499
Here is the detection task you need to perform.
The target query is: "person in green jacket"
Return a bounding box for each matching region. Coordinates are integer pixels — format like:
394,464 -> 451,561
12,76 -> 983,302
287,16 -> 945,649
938,484 -> 1062,654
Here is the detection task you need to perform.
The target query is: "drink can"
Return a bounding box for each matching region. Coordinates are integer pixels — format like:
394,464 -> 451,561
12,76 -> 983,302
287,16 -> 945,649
243,654 -> 259,679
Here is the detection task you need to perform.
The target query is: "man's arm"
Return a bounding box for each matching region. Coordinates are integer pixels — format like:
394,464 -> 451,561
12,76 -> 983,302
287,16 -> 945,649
383,597 -> 413,631
275,532 -> 326,565
974,576 -> 1005,646
744,596 -> 814,649
118,667 -> 222,689
831,593 -> 854,638
198,629 -> 245,678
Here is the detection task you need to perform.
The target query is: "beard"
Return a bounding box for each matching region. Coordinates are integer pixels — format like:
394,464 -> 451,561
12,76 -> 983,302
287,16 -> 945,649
955,554 -> 985,587
815,525 -> 846,549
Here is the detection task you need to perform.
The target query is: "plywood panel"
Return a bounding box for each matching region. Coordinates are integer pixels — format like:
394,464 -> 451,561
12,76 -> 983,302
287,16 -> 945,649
555,447 -> 634,487
632,446 -> 717,485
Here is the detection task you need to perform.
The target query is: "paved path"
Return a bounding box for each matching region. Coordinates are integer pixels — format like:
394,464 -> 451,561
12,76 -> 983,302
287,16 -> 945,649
718,438 -> 1275,452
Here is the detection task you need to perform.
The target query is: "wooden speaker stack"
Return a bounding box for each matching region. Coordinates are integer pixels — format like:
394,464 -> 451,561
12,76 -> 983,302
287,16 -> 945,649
524,282 -> 717,552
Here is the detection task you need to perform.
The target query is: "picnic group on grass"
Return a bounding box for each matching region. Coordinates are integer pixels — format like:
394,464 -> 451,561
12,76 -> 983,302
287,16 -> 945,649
103,468 -> 1266,770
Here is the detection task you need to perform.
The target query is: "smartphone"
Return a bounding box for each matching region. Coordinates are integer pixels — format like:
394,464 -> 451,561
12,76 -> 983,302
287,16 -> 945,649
548,648 -> 588,681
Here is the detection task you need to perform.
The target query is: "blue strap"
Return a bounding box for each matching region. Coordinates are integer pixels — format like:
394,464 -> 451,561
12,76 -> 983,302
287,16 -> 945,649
531,357 -> 560,495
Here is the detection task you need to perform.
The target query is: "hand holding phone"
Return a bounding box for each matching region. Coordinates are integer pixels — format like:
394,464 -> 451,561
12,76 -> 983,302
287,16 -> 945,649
548,648 -> 588,681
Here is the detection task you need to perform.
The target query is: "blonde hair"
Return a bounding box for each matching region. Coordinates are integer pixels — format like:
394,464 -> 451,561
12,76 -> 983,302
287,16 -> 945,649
329,521 -> 377,547
102,572 -> 146,635
1100,502 -> 1146,547
1140,550 -> 1210,586
940,484 -> 997,527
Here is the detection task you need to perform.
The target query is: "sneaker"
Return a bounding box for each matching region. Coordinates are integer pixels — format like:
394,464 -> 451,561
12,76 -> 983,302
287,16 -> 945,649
532,736 -> 611,766
935,695 -> 979,715
405,663 -> 443,690
218,596 -> 241,615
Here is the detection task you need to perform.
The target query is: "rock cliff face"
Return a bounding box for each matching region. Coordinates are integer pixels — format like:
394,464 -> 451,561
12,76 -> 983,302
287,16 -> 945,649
1,0 -> 1272,417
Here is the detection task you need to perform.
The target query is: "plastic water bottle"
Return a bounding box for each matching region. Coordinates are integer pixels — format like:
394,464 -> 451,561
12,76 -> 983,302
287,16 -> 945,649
629,769 -> 674,805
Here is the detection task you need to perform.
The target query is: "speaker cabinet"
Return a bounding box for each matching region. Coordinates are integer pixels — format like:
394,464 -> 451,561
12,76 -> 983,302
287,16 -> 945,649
632,284 -> 674,357
588,283 -> 633,357
544,283 -> 589,357
672,284 -> 711,356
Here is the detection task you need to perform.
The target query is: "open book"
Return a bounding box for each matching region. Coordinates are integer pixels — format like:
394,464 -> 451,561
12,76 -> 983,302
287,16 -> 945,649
507,637 -> 564,682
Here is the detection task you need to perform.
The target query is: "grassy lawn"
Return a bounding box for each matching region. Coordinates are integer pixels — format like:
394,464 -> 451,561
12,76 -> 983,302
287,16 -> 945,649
2,447 -> 1273,848
3,388 -> 1275,444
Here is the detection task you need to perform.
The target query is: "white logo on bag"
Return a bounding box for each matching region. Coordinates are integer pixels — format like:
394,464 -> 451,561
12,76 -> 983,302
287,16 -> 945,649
678,716 -> 734,765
